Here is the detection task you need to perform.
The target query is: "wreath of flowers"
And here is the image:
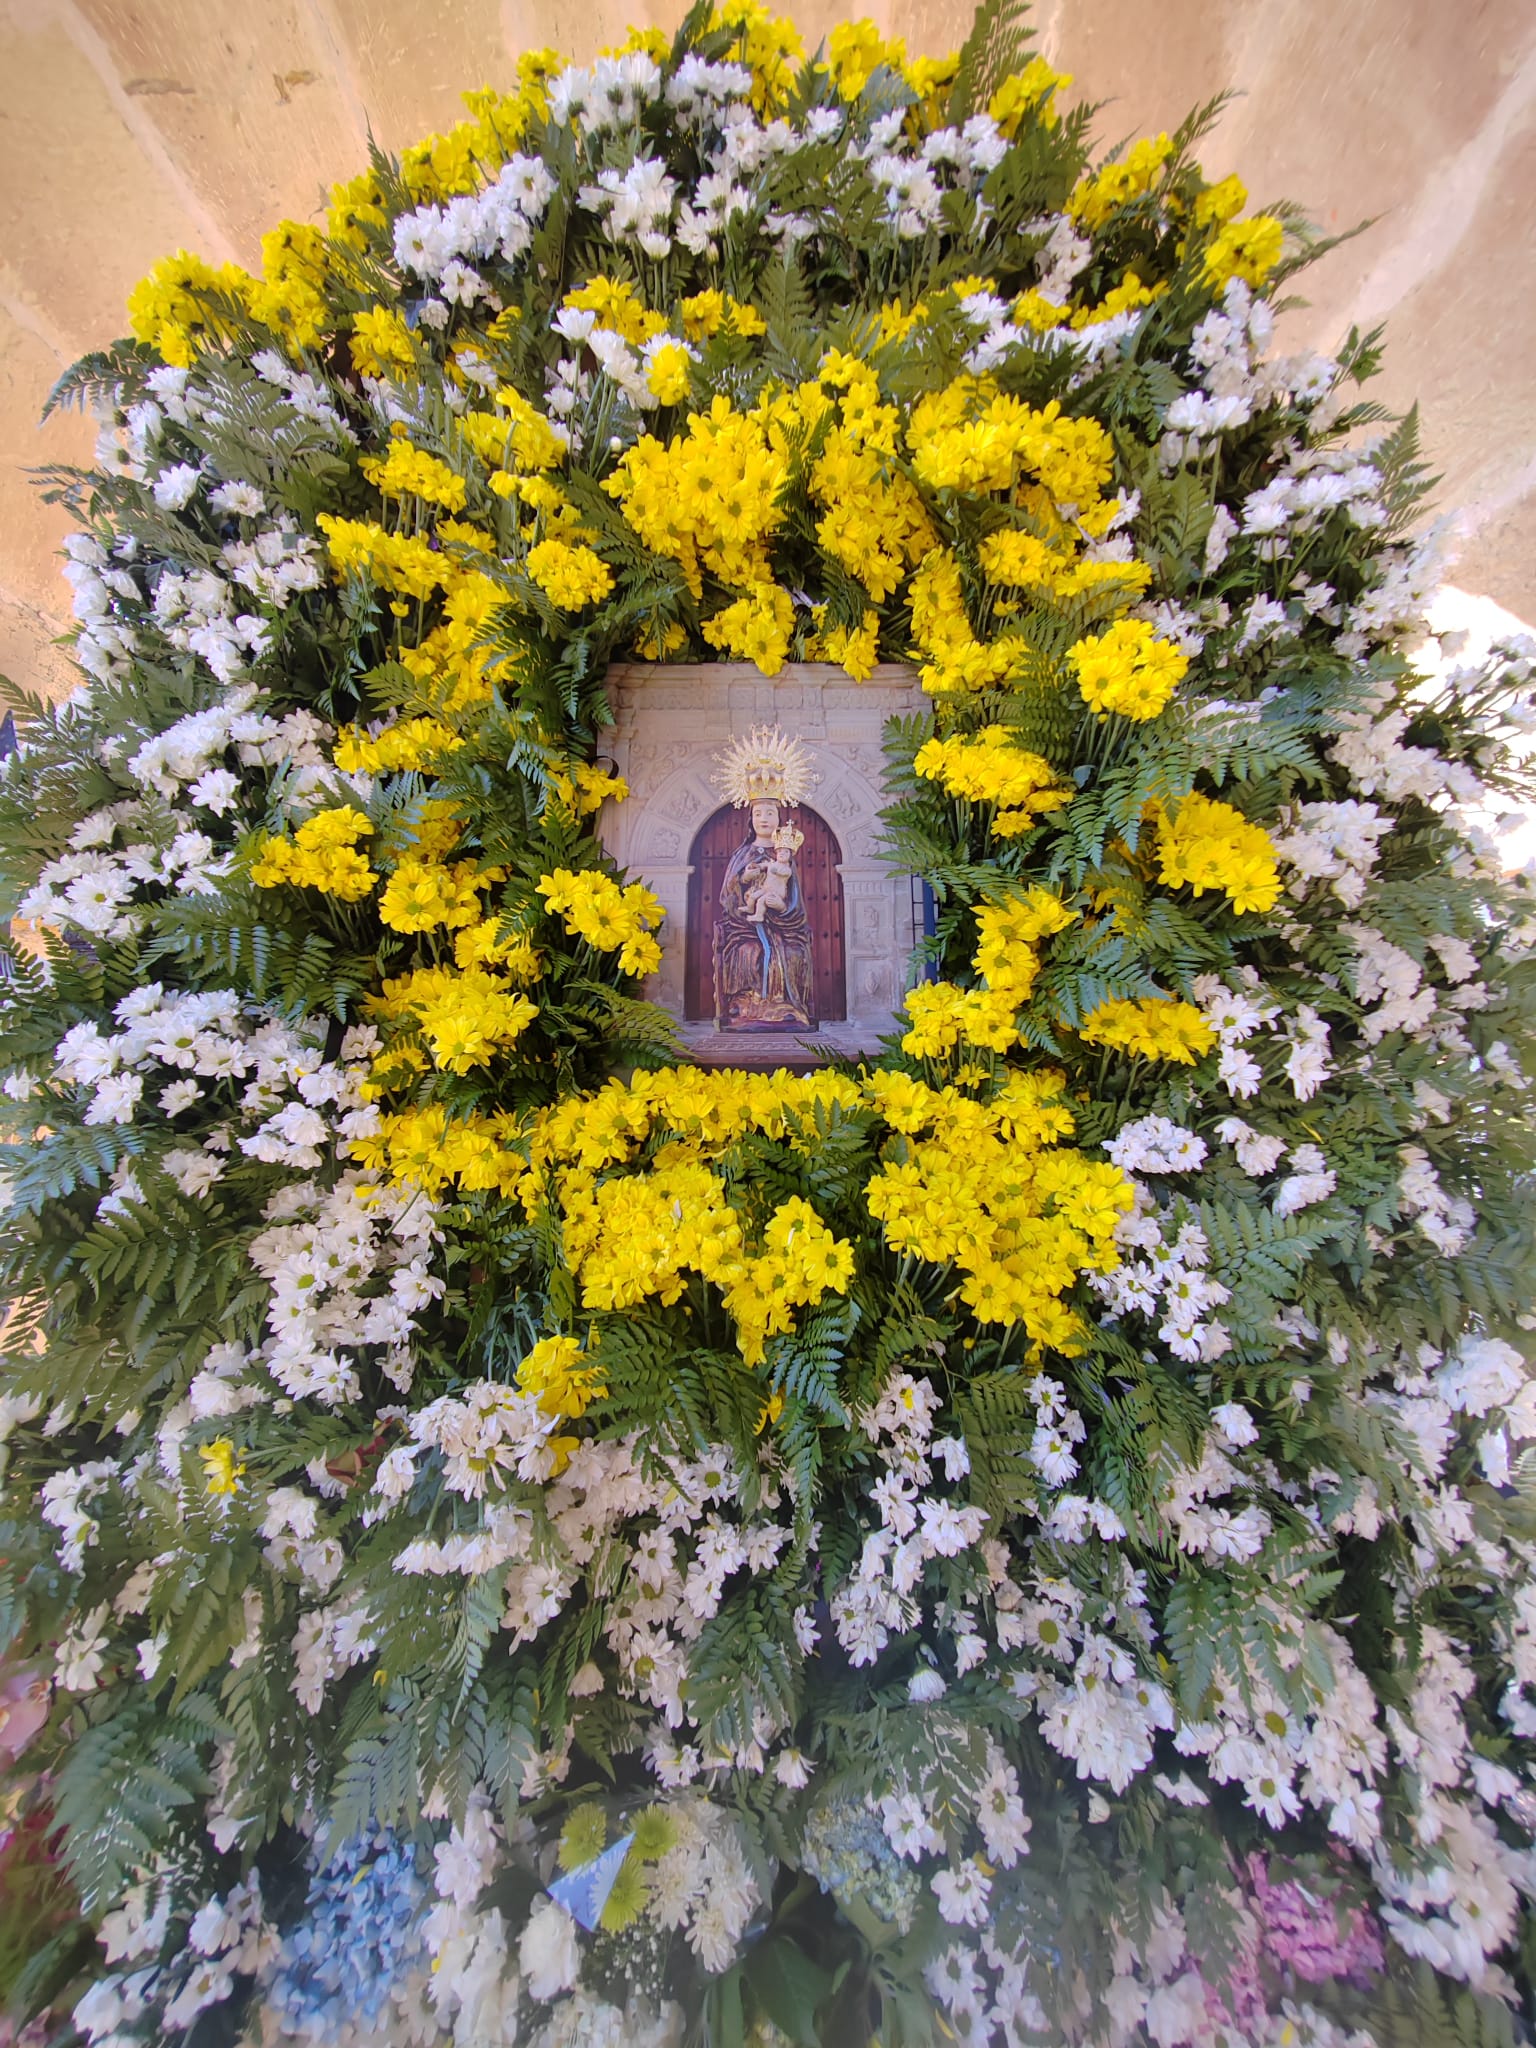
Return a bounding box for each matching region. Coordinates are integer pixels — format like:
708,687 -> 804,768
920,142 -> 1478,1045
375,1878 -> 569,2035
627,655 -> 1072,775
2,4 -> 1535,2044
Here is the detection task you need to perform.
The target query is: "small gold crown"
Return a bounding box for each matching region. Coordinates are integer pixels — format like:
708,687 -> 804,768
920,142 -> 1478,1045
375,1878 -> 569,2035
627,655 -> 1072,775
713,724 -> 820,809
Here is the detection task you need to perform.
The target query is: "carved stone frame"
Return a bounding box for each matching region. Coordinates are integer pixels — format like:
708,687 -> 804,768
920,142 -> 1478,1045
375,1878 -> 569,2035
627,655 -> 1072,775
598,663 -> 929,1065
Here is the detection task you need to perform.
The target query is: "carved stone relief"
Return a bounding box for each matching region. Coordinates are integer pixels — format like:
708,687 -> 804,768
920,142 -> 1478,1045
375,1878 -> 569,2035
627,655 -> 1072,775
599,663 -> 928,1065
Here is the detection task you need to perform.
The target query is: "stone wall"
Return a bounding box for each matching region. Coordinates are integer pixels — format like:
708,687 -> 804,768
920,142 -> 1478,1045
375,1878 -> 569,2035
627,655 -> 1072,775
3,0 -> 1533,696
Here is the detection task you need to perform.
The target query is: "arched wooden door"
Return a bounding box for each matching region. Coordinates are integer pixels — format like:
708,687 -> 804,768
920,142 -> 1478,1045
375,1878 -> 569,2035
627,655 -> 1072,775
684,805 -> 847,1024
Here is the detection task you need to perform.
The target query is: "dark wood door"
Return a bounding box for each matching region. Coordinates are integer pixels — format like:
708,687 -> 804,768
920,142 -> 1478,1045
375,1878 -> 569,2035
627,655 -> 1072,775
684,804 -> 846,1023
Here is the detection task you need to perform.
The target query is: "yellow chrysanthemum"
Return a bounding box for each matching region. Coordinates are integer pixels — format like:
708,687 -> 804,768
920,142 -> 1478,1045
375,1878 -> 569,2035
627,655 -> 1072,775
1204,215 -> 1286,289
1151,792 -> 1282,914
1068,619 -> 1189,720
1080,996 -> 1216,1064
525,540 -> 615,611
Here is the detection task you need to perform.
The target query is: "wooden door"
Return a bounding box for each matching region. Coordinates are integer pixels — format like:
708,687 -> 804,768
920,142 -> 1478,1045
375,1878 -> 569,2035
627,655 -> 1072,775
684,805 -> 846,1023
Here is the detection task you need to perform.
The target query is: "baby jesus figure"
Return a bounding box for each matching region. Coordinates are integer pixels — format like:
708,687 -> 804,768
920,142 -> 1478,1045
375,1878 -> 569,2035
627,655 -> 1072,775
742,822 -> 805,923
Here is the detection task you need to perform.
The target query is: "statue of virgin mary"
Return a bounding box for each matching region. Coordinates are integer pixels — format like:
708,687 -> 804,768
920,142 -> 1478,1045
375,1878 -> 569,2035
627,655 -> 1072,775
710,727 -> 820,1033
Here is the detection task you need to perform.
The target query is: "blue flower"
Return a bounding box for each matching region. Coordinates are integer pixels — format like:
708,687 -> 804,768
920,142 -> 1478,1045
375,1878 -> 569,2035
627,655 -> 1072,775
267,1832 -> 429,2038
800,1801 -> 922,1934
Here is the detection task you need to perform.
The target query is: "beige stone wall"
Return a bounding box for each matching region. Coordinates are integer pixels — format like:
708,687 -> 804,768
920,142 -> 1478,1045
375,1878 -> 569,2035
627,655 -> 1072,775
2,0 -> 1533,695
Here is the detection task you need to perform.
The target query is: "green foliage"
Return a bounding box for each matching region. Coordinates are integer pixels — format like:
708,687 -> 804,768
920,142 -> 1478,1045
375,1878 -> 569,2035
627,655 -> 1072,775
1330,1960 -> 1523,2048
688,1585 -> 800,1755
324,1695 -> 427,1854
954,1367 -> 1040,1521
948,0 -> 1034,124
144,893 -> 374,1018
765,1297 -> 857,1426
53,1690 -> 222,1914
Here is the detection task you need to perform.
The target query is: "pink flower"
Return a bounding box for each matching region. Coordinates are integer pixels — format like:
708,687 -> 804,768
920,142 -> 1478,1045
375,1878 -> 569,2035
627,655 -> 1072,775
1246,1853 -> 1385,1984
0,1667 -> 50,1762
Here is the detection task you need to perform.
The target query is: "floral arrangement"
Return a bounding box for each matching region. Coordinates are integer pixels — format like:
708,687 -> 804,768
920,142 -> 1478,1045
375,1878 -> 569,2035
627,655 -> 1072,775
1,2 -> 1534,2043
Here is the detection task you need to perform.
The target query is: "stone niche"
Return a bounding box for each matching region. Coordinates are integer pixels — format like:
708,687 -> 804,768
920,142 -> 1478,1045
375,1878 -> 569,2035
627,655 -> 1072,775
598,662 -> 930,1068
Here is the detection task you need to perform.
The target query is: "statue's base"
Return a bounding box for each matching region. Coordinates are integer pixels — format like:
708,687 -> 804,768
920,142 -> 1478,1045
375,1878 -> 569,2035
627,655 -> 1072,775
674,1021 -> 891,1072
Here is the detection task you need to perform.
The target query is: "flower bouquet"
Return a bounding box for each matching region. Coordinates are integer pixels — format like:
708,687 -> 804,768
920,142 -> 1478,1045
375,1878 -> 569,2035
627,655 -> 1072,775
0,3 -> 1534,2043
